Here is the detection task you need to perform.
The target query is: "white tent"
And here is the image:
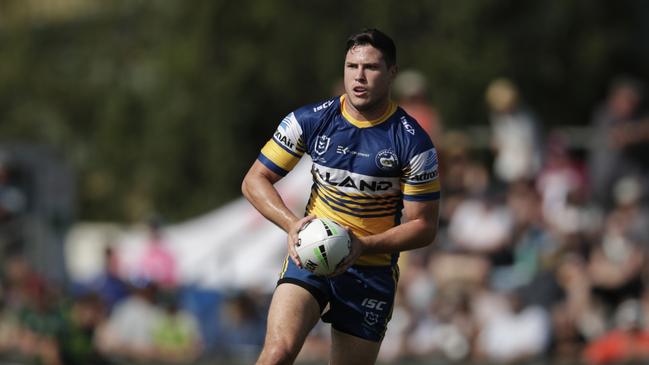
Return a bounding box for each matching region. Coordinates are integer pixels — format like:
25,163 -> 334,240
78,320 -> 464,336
65,158 -> 313,293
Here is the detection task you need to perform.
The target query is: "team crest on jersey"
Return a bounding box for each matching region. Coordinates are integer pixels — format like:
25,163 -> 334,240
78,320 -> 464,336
375,149 -> 398,171
314,135 -> 331,156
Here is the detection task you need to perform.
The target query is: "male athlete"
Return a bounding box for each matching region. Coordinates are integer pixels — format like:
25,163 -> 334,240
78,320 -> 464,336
242,29 -> 440,365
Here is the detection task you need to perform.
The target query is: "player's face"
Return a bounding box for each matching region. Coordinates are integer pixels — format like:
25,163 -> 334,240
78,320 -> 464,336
343,45 -> 397,117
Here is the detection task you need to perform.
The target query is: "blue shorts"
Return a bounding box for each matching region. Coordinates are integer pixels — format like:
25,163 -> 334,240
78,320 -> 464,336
278,257 -> 399,342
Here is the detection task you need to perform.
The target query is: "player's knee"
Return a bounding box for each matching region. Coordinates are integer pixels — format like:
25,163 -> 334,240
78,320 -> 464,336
257,341 -> 300,365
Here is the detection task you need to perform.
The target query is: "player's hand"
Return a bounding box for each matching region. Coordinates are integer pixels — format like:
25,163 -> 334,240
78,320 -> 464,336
327,228 -> 364,277
288,215 -> 316,268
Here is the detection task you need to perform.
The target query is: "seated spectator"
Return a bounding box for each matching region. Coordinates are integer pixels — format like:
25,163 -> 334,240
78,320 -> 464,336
583,299 -> 649,365
475,290 -> 551,363
74,246 -> 129,313
57,294 -> 108,365
216,290 -> 266,359
152,294 -> 203,363
95,281 -> 162,363
447,192 -> 515,262
406,284 -> 474,362
552,253 -> 606,359
588,189 -> 646,311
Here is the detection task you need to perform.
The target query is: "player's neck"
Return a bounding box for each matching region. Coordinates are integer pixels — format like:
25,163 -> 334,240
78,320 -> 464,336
343,95 -> 391,122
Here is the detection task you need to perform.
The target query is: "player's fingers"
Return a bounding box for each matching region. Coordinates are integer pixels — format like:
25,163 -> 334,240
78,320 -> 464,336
297,215 -> 316,230
289,215 -> 315,268
288,244 -> 302,268
327,253 -> 352,278
291,254 -> 302,268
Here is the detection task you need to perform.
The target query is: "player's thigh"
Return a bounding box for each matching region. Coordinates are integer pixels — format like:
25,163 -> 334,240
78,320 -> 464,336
330,327 -> 381,365
263,282 -> 322,354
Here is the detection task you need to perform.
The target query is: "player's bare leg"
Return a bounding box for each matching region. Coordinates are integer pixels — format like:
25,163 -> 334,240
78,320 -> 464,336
329,328 -> 381,365
256,283 -> 321,365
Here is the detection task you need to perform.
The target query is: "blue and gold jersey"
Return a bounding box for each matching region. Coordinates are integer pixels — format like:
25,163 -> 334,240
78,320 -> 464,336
259,95 -> 440,266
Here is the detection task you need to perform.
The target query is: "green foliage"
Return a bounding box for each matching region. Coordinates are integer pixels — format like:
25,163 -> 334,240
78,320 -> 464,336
0,0 -> 647,222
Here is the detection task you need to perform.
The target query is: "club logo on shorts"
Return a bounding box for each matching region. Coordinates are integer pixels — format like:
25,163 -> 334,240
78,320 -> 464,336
364,312 -> 380,326
375,149 -> 398,171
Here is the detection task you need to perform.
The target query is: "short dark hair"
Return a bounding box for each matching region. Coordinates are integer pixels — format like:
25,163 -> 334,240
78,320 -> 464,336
345,28 -> 397,67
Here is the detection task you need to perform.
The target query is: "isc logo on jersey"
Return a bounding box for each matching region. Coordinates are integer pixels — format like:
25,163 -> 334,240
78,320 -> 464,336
313,100 -> 334,113
400,116 -> 416,135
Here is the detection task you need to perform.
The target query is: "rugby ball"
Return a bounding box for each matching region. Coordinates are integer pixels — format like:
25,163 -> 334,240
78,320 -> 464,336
296,218 -> 351,276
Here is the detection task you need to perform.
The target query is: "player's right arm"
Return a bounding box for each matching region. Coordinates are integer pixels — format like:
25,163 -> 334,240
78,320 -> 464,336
241,110 -> 316,267
242,160 -> 297,232
242,161 -> 313,268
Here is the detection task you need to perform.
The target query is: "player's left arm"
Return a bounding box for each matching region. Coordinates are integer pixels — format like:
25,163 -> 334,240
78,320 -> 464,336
329,199 -> 439,276
365,198 -> 440,252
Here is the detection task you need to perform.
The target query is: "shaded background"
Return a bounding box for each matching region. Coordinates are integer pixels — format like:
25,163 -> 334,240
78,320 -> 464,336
1,0 -> 648,222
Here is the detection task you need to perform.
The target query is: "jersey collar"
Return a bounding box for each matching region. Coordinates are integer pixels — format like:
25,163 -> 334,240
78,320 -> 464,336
340,94 -> 397,128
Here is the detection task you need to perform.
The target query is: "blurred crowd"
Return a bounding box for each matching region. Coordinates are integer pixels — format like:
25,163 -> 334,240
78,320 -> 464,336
0,72 -> 649,365
367,73 -> 649,365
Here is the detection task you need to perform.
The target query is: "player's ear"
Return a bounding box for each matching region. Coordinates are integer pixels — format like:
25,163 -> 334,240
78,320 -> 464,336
389,65 -> 399,81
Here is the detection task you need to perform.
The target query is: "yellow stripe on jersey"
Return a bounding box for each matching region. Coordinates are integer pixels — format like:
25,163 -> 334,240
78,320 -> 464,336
314,185 -> 400,216
305,196 -> 397,266
402,178 -> 441,196
340,95 -> 398,128
260,139 -> 302,172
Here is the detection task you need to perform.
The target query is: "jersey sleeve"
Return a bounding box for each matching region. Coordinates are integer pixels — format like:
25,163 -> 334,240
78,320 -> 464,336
401,147 -> 441,201
258,112 -> 306,176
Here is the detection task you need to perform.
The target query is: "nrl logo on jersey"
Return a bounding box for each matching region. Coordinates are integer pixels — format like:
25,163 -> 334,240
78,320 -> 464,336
314,135 -> 331,156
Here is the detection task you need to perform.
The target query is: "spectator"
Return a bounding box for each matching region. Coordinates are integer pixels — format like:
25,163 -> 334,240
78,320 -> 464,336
407,284 -> 474,362
475,290 -> 551,363
74,246 -> 129,313
0,158 -> 27,251
447,191 -> 515,261
583,299 -> 649,365
216,290 -> 266,360
490,180 -> 555,291
485,78 -> 543,184
135,219 -> 178,290
0,158 -> 27,224
57,294 -> 108,365
394,69 -> 443,144
553,253 -> 606,358
95,281 -> 162,362
151,293 -> 203,364
588,76 -> 648,208
588,179 -> 647,312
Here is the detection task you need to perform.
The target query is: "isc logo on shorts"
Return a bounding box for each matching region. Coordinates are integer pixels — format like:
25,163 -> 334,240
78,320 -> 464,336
361,298 -> 387,311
